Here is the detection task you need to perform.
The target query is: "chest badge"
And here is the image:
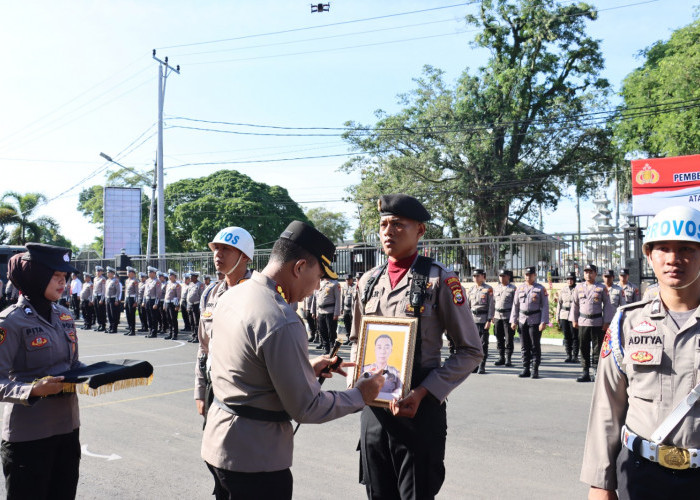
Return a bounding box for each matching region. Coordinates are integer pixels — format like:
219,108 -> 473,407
632,321 -> 656,334
31,337 -> 49,347
202,311 -> 213,319
59,313 -> 72,321
630,351 -> 653,363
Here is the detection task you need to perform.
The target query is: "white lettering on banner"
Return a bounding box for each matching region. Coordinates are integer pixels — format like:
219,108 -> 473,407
674,172 -> 700,183
646,220 -> 700,241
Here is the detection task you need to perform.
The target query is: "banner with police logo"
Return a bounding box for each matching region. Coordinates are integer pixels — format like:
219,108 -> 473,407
632,154 -> 700,215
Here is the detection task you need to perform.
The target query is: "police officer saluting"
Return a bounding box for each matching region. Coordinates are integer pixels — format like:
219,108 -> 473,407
581,205 -> 700,498
493,269 -> 516,367
467,268 -> 494,374
557,271 -> 579,363
349,194 -> 483,499
510,266 -> 549,379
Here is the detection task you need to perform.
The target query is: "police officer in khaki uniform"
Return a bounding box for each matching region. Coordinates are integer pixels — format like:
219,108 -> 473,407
80,272 -> 94,330
163,269 -> 182,340
180,273 -> 192,332
123,266 -> 139,336
617,268 -> 641,303
510,266 -> 549,379
603,268 -> 627,311
137,272 -> 149,332
201,221 -> 384,499
313,275 -> 341,354
581,206 -> 700,498
105,266 -> 121,333
493,269 -> 516,367
302,293 -> 317,343
195,226 -> 255,420
157,272 -> 168,334
569,264 -> 615,382
93,265 -> 107,331
557,271 -> 579,363
467,268 -> 494,374
340,273 -> 356,345
142,266 -> 161,338
349,194 -> 483,500
187,272 -> 204,343
0,243 -> 84,499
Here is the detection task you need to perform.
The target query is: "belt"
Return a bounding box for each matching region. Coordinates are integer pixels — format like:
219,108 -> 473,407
128,295 -> 136,298
621,426 -> 699,470
561,306 -> 570,311
522,310 -> 541,316
164,300 -> 172,304
471,308 -> 487,314
213,396 -> 291,422
580,313 -> 602,319
497,308 -> 511,313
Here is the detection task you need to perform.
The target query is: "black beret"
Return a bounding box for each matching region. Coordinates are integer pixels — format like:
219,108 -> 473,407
280,220 -> 337,279
524,266 -> 537,275
22,243 -> 78,273
603,269 -> 615,277
378,194 -> 430,222
498,269 -> 512,277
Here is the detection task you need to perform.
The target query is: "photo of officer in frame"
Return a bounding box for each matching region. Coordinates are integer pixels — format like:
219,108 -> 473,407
353,316 -> 417,407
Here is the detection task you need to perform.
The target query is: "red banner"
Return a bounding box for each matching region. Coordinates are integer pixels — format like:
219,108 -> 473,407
631,154 -> 700,215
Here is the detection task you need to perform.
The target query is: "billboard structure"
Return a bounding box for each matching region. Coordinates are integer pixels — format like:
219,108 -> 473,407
632,154 -> 700,216
103,187 -> 142,258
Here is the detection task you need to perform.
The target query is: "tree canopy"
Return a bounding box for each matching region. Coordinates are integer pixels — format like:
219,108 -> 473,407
615,18 -> 700,158
0,191 -> 70,247
342,0 -> 614,237
304,207 -> 350,244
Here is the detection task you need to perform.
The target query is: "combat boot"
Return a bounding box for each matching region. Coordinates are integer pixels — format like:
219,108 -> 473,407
478,361 -> 486,374
576,369 -> 592,382
531,364 -> 540,379
505,351 -> 514,367
518,363 -> 531,378
564,351 -> 573,363
494,350 -> 506,366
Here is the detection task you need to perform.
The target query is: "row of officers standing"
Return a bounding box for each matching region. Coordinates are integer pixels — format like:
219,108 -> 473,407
466,264 -> 640,381
57,266 -> 210,341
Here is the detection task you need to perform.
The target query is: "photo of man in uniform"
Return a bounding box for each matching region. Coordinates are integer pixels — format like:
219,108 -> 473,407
361,333 -> 403,400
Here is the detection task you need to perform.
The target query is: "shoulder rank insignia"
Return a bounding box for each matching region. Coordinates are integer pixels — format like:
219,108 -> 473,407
59,313 -> 72,321
0,327 -> 6,346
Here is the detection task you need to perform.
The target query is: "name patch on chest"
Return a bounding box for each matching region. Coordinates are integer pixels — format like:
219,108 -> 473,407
627,335 -> 662,345
25,326 -> 45,336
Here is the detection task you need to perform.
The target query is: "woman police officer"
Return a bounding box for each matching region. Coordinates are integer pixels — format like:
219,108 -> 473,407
0,243 -> 85,499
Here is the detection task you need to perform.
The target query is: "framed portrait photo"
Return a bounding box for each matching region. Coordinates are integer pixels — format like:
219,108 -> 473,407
352,316 -> 418,408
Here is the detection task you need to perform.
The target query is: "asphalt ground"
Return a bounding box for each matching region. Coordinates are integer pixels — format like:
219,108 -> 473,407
1,322 -> 594,499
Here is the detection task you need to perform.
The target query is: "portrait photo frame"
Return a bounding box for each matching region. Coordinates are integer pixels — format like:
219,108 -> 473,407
352,316 -> 418,408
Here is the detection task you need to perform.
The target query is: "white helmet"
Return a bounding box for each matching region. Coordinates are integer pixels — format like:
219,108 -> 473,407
208,227 -> 254,260
643,205 -> 700,255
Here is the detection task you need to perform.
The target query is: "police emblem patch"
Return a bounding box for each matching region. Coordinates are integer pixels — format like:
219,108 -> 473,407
59,313 -> 72,321
601,331 -> 612,358
630,351 -> 653,363
0,327 -> 6,346
633,321 -> 656,333
31,337 -> 48,347
202,311 -> 213,318
444,277 -> 465,306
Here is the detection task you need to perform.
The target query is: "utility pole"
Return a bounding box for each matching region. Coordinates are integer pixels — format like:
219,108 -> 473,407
153,50 -> 180,269
146,159 -> 157,261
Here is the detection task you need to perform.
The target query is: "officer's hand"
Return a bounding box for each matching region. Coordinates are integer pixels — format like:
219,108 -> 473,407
389,386 -> 428,418
510,323 -> 517,331
115,300 -> 120,305
30,376 -> 65,397
153,305 -> 157,310
195,399 -> 206,416
573,321 -> 579,329
538,323 -> 546,332
100,300 -> 104,305
333,315 -> 339,321
484,321 -> 491,331
175,307 -> 180,311
311,355 -> 352,378
588,487 -> 617,500
355,372 -> 384,404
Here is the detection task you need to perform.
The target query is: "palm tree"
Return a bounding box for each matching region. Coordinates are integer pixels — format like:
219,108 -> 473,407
0,192 -> 58,245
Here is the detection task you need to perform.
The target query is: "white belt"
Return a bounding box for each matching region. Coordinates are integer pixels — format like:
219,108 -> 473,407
621,426 -> 700,470
128,295 -> 136,298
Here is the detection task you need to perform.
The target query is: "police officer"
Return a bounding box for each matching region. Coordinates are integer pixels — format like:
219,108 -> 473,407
201,221 -> 384,499
157,271 -> 168,334
313,275 -> 341,354
4,279 -> 19,305
493,269 -> 516,367
69,272 -> 82,319
569,264 -> 615,382
105,266 -> 121,333
302,293 -> 317,343
349,194 -> 483,500
618,268 -> 641,303
164,269 -> 182,340
203,274 -> 211,288
581,205 -> 700,498
0,243 -> 83,499
603,268 -> 627,312
467,268 -> 494,374
137,272 -> 149,332
341,273 -> 356,345
187,272 -> 204,343
143,266 -> 161,338
510,266 -> 549,379
80,272 -> 94,330
195,226 -> 255,420
93,265 -> 107,331
180,273 -> 192,333
557,271 -> 579,363
123,266 -> 139,336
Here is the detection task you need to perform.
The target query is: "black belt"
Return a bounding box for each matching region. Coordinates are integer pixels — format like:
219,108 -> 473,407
213,396 -> 291,422
471,308 -> 487,314
497,308 -> 511,313
522,310 -> 541,316
580,313 -> 602,319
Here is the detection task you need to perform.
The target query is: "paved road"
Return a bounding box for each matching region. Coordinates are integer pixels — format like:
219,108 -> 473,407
1,325 -> 594,499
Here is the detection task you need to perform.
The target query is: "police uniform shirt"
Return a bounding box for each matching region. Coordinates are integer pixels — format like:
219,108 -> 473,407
106,277 -> 120,299
642,283 -> 659,301
361,362 -> 402,398
194,269 -> 253,401
125,278 -> 139,298
467,283 -> 495,324
580,298 -> 700,489
493,283 -> 516,320
80,281 -> 93,302
568,282 -> 614,327
164,281 -> 181,304
158,280 -> 167,300
606,284 -> 627,310
93,275 -> 106,296
341,282 -> 356,314
349,258 -> 483,403
0,296 -> 82,441
302,294 -> 315,316
201,272 -> 364,473
137,280 -> 146,303
557,285 -> 576,321
181,283 -> 190,305
314,279 -> 341,316
187,281 -> 204,305
509,282 -> 550,325
619,282 -> 641,303
143,277 -> 161,301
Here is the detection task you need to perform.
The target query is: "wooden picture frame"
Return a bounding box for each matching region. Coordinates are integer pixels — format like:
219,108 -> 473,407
352,316 -> 418,408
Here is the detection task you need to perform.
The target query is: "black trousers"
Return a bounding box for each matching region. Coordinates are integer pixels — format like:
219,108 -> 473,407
476,322 -> 488,362
95,295 -> 106,327
305,312 -> 317,339
1,428 -> 80,500
81,300 -> 93,327
343,312 -> 352,338
189,303 -> 201,339
616,446 -> 700,499
159,303 -> 168,332
70,294 -> 80,319
125,297 -> 136,332
359,397 -> 447,500
167,303 -> 179,335
146,299 -> 159,334
579,325 -> 603,370
106,298 -> 118,331
560,319 -> 579,357
206,463 -> 292,500
519,322 -> 542,367
138,301 -> 149,330
493,319 -> 514,354
317,313 -> 337,350
181,303 -> 191,331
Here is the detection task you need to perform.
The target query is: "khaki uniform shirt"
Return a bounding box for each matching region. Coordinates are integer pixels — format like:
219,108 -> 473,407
80,282 -> 93,302
314,280 -> 341,316
580,298 -> 700,489
164,281 -> 181,304
124,278 -> 139,298
493,283 -> 516,320
137,281 -> 146,302
105,277 -> 120,299
467,283 -> 495,324
619,282 -> 641,303
5,281 -> 18,302
143,278 -> 161,303
187,281 -> 204,305
341,283 -> 356,314
642,283 -> 659,301
510,282 -> 549,325
556,285 -> 576,321
302,294 -> 315,316
606,284 -> 627,310
201,272 -> 364,473
93,275 -> 106,297
349,258 -> 483,403
181,283 -> 190,306
158,280 -> 167,300
569,282 -> 614,327
0,297 -> 82,442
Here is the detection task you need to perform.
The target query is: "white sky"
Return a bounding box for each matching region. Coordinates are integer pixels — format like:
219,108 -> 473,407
0,0 -> 696,248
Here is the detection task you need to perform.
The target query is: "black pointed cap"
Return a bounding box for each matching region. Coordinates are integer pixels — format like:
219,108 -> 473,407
23,243 -> 78,273
280,221 -> 337,279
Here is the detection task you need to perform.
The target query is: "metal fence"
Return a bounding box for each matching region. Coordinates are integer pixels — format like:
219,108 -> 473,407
73,229 -> 649,283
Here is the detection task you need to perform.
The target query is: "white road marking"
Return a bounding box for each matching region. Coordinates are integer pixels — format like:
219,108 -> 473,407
82,444 -> 121,461
81,340 -> 187,358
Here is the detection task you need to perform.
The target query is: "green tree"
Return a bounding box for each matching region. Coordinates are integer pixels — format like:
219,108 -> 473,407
615,18 -> 700,160
165,170 -> 309,251
0,191 -> 59,245
305,207 -> 350,244
342,0 -> 613,238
